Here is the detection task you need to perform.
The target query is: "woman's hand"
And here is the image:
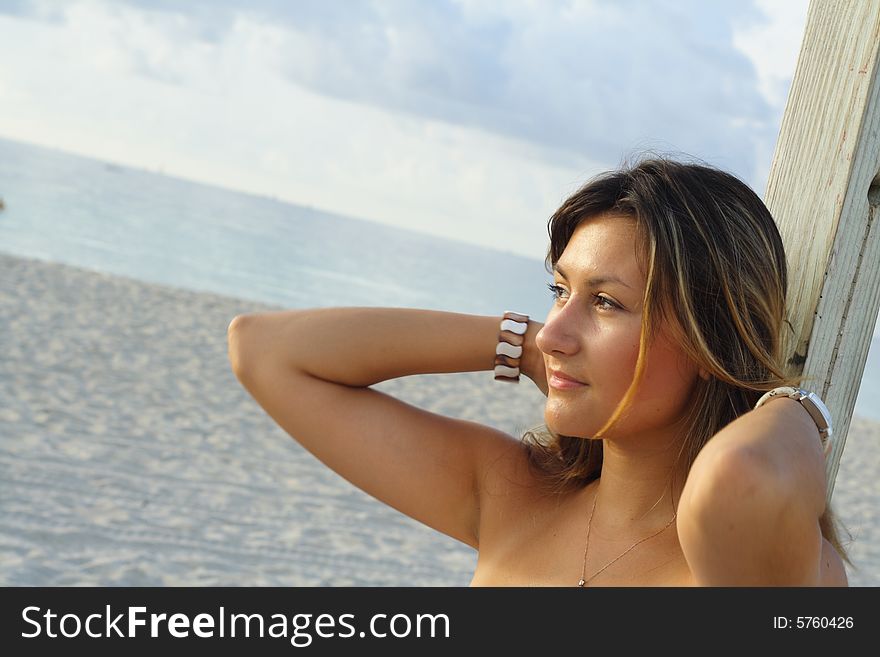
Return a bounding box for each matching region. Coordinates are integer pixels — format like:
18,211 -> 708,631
520,321 -> 547,396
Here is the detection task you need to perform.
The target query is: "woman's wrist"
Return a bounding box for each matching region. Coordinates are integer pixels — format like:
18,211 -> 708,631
520,320 -> 547,395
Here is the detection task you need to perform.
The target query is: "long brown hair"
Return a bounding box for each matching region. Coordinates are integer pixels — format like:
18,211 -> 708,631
522,154 -> 852,566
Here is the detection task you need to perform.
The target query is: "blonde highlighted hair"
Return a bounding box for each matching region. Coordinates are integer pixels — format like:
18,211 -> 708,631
522,154 -> 852,566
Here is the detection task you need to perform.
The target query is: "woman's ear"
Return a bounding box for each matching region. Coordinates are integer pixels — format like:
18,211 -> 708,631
698,368 -> 710,381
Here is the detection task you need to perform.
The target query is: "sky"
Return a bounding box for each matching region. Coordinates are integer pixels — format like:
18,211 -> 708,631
0,0 -> 810,261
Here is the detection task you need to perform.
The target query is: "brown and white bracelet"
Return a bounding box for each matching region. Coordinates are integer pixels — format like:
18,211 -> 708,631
494,310 -> 530,383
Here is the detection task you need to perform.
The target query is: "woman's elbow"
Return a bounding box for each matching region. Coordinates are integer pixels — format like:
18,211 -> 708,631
679,446 -> 821,585
227,314 -> 258,377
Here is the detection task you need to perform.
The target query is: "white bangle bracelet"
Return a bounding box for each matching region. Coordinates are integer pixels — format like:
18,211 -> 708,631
494,310 -> 530,383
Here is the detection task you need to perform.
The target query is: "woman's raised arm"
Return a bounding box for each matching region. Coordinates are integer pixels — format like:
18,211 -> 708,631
226,307 -> 544,548
676,397 -> 835,585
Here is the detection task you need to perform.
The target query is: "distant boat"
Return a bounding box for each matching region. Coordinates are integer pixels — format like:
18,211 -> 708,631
0,197 -> 5,211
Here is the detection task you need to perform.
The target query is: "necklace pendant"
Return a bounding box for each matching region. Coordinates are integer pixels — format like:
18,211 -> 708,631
577,579 -> 586,587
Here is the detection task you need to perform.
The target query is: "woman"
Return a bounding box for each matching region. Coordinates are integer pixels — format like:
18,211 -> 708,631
227,156 -> 850,586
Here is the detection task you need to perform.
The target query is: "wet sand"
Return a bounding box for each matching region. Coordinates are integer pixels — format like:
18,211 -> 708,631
1,253 -> 876,586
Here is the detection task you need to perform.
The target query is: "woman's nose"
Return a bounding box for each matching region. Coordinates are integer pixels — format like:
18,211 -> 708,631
535,306 -> 581,356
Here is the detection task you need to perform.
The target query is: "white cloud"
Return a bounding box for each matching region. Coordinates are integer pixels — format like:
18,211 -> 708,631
729,0 -> 809,194
0,0 -> 811,260
231,0 -> 780,182
0,3 -> 602,259
732,0 -> 810,108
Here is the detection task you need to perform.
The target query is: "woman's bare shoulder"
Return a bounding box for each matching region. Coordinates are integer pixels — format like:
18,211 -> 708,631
478,435 -> 541,498
474,436 -> 560,541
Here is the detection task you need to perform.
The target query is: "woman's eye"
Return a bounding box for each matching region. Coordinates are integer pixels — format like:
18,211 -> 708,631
593,295 -> 617,310
546,282 -> 567,300
546,283 -> 617,310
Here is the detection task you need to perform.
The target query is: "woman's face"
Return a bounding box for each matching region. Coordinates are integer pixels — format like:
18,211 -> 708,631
535,214 -> 701,442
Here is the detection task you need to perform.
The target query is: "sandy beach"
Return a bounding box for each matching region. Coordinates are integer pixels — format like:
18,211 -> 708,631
1,252 -> 877,586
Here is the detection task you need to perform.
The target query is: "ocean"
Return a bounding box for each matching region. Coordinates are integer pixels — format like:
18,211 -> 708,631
1,135 -> 878,420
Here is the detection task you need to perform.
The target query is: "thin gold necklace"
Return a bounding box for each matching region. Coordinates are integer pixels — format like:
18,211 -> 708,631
577,488 -> 678,587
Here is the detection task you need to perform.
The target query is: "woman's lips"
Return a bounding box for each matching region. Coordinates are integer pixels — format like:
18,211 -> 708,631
548,371 -> 588,390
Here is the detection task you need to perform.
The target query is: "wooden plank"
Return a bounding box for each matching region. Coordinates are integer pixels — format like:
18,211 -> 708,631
763,0 -> 880,505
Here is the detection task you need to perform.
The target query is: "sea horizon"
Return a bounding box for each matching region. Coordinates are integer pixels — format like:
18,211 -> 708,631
1,134 -> 878,422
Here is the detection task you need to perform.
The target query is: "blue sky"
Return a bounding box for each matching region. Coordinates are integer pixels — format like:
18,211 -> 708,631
0,0 -> 809,260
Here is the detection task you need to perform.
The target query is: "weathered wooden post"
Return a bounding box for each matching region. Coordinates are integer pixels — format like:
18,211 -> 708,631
763,0 -> 880,505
